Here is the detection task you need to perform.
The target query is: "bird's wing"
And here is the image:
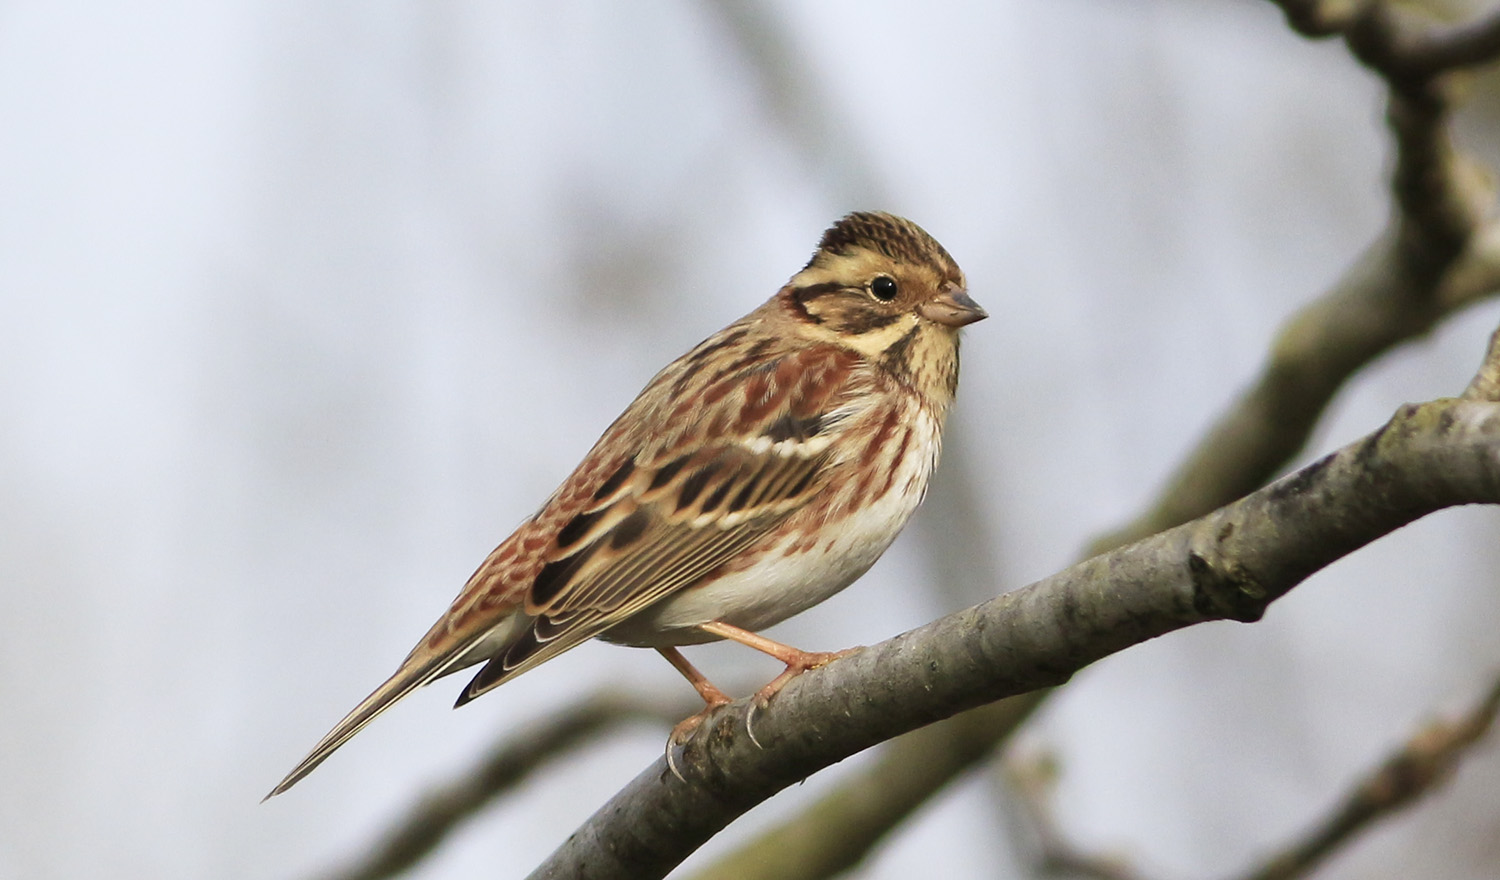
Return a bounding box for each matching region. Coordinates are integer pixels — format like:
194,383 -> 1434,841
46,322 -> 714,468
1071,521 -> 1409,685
268,341 -> 869,797
455,429 -> 833,701
461,354 -> 877,696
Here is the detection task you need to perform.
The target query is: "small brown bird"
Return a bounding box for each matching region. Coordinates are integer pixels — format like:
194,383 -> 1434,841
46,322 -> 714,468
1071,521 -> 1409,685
269,211 -> 985,796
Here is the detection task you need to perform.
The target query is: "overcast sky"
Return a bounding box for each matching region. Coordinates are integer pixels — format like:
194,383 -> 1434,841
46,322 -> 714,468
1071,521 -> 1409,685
3,2 -> 1500,879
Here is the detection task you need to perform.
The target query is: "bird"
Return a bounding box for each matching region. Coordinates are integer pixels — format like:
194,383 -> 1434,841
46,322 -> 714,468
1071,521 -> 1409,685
267,211 -> 986,797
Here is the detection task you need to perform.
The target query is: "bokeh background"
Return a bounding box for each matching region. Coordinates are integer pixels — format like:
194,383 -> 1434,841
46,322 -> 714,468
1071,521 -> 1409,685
3,2 -> 1500,878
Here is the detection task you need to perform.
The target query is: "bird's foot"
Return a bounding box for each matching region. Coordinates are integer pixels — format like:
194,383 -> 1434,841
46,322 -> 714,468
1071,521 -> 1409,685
744,645 -> 862,747
664,694 -> 732,782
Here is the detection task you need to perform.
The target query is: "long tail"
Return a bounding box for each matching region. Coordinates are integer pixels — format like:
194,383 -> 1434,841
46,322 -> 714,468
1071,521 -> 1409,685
265,644 -> 477,799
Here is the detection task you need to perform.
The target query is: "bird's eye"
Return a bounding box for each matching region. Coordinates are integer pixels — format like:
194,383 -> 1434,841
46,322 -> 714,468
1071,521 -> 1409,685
870,276 -> 898,302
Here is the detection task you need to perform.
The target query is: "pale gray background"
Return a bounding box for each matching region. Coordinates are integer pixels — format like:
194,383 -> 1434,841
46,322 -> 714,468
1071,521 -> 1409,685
3,2 -> 1500,878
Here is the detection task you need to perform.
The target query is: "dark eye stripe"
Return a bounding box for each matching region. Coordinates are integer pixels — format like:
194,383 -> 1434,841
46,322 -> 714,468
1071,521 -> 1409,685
793,281 -> 847,302
839,311 -> 902,334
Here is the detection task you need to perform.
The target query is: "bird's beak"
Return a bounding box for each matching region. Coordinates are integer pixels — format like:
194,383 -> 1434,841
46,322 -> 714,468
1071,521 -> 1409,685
919,284 -> 987,327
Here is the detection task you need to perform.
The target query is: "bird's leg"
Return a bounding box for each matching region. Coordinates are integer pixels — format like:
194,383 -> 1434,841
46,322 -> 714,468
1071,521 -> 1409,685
656,645 -> 738,781
698,620 -> 856,698
696,620 -> 860,745
656,646 -> 733,739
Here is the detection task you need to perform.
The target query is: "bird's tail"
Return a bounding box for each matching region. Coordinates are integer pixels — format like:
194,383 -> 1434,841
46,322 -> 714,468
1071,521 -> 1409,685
264,643 -> 478,799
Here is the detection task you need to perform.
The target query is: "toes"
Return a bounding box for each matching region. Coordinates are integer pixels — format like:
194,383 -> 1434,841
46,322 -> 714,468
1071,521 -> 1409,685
664,703 -> 726,781
670,712 -> 707,746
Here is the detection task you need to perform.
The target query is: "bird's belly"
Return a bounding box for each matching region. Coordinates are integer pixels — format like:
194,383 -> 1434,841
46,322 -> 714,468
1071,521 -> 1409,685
601,412 -> 938,648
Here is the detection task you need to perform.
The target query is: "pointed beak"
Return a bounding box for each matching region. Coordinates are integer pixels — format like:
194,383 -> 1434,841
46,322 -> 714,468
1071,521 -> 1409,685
919,284 -> 987,328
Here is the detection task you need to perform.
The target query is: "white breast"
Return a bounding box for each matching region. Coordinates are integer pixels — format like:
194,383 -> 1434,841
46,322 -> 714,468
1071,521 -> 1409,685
604,406 -> 941,647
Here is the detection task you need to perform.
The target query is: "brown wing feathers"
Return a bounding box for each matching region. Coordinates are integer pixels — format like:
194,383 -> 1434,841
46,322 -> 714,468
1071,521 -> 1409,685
454,342 -> 857,702
272,335 -> 864,793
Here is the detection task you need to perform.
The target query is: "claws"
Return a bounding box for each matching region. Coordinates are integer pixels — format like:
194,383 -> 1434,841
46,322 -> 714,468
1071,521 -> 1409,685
661,641 -> 866,777
664,738 -> 688,783
664,709 -> 713,782
744,645 -> 862,749
744,699 -> 765,749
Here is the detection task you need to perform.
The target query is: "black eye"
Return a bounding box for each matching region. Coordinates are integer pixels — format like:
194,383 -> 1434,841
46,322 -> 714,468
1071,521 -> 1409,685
870,276 -> 898,301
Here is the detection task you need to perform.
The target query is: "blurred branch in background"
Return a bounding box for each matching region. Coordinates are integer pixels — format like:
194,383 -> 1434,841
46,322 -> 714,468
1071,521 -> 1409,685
683,698 -> 1041,880
1233,672 -> 1500,880
704,0 -> 886,214
1003,753 -> 1147,880
1003,672 -> 1500,880
308,690 -> 689,880
1092,0 -> 1500,553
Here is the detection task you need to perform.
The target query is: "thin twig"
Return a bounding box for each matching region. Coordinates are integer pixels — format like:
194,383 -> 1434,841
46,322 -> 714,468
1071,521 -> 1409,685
1089,0 -> 1500,554
1271,0 -> 1374,38
999,673 -> 1500,880
1464,323 -> 1500,401
1234,674 -> 1500,880
1394,7 -> 1500,77
1004,753 -> 1146,880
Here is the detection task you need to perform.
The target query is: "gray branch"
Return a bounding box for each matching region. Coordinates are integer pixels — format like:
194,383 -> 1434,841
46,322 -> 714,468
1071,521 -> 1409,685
527,396 -> 1500,879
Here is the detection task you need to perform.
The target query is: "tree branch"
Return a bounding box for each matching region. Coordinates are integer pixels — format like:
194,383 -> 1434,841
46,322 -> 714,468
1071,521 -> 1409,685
324,5 -> 1500,877
1094,0 -> 1500,555
528,395 -> 1500,879
685,4 -> 1500,877
683,697 -> 1041,880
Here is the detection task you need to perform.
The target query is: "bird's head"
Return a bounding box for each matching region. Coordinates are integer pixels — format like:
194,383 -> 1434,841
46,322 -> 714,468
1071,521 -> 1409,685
781,211 -> 984,345
778,212 -> 984,398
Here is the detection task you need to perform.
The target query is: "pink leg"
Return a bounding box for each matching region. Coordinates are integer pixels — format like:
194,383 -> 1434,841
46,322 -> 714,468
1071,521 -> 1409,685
697,620 -> 859,705
656,646 -> 733,744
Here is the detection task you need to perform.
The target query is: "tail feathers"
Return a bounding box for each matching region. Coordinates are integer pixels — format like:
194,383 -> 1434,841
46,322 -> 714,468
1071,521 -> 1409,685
453,623 -> 602,707
265,649 -> 471,800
